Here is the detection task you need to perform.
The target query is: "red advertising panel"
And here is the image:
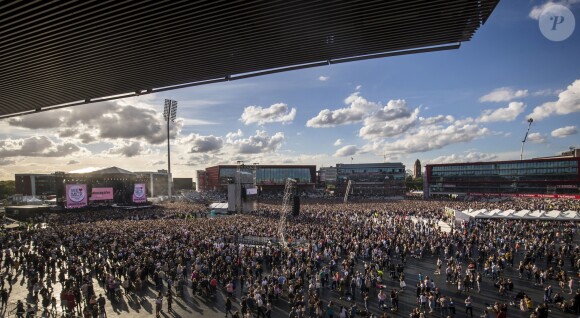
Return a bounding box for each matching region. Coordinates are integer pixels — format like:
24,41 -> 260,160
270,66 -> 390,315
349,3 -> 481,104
467,193 -> 580,200
66,184 -> 88,208
132,183 -> 147,203
89,187 -> 114,201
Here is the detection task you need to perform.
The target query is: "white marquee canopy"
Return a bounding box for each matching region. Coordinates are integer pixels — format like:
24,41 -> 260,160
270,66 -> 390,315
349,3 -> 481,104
454,208 -> 580,221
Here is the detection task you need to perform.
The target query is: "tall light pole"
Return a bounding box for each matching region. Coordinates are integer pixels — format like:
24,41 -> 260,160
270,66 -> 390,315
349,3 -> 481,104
520,118 -> 533,160
163,99 -> 177,200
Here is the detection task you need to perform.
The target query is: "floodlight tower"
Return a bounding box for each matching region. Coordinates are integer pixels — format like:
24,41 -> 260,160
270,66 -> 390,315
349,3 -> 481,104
520,118 -> 533,160
163,99 -> 178,200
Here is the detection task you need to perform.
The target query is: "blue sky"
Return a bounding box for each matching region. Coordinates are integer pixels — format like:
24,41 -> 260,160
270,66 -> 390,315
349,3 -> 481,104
0,0 -> 579,180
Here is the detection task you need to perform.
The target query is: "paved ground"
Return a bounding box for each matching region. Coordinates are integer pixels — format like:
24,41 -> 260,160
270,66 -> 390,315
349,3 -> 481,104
1,229 -> 578,318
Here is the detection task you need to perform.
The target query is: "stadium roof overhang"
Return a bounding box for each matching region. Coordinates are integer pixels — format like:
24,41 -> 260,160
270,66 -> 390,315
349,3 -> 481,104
0,0 -> 499,119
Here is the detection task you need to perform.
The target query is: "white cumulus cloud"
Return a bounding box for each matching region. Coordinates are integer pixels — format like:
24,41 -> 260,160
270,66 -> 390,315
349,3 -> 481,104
364,122 -> 489,156
428,152 -> 498,164
240,103 -> 297,125
478,102 -> 526,122
228,130 -> 285,154
479,87 -> 528,102
529,79 -> 580,120
318,76 -> 329,81
334,145 -> 358,157
106,141 -> 149,158
306,92 -> 380,127
529,0 -> 580,20
551,125 -> 578,137
0,136 -> 88,158
8,101 -> 181,145
359,99 -> 419,140
334,139 -> 343,146
527,132 -> 547,143
226,129 -> 244,142
182,133 -> 224,153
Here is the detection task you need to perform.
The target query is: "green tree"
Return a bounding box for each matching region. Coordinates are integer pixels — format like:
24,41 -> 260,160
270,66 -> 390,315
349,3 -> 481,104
405,177 -> 423,191
0,180 -> 15,200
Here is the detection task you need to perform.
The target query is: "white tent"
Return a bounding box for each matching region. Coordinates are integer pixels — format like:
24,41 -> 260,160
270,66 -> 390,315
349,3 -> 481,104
454,210 -> 471,222
528,210 -> 547,219
468,210 -> 486,218
562,211 -> 579,220
484,210 -> 503,218
453,208 -> 580,221
498,210 -> 514,218
546,210 -> 560,218
514,210 -> 530,218
209,202 -> 228,215
545,210 -> 565,220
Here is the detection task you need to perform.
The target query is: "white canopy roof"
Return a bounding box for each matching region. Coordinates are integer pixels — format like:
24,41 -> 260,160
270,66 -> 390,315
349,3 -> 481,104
209,203 -> 228,210
450,207 -> 580,220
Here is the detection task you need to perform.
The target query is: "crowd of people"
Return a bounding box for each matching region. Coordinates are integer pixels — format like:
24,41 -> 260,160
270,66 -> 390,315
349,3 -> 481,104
0,196 -> 579,318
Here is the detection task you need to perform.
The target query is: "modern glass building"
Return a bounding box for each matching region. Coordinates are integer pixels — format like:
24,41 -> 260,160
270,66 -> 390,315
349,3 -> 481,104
425,157 -> 580,198
204,165 -> 316,192
335,162 -> 406,196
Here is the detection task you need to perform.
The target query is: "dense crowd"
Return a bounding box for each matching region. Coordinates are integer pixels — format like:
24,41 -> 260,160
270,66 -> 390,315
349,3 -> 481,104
0,197 -> 579,318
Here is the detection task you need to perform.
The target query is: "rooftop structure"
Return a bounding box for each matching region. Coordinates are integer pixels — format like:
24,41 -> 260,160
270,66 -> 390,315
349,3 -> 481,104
0,1 -> 499,118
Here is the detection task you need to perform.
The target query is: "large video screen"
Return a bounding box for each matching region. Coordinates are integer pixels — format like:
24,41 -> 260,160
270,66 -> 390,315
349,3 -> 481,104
66,184 -> 88,208
89,187 -> 113,201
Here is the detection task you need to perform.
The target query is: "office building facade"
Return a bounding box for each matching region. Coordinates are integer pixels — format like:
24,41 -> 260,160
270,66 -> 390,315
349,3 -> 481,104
425,157 -> 580,198
335,162 -> 406,196
203,165 -> 316,192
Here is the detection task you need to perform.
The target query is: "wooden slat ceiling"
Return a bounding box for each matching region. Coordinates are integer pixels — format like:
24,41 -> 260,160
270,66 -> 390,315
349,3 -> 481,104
0,0 -> 500,118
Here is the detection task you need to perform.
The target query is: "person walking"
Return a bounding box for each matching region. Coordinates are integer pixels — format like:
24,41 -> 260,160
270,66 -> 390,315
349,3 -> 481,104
16,300 -> 25,318
0,288 -> 8,309
155,292 -> 163,317
326,301 -> 335,318
166,291 -> 173,312
226,297 -> 234,317
465,295 -> 473,318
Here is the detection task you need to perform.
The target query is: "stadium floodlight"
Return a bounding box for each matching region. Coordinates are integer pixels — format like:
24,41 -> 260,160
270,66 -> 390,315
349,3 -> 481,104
170,101 -> 177,121
164,99 -> 178,200
163,99 -> 170,120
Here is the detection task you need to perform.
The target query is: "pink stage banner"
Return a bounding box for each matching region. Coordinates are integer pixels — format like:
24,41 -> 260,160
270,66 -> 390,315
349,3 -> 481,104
132,183 -> 147,203
89,187 -> 114,201
66,184 -> 88,208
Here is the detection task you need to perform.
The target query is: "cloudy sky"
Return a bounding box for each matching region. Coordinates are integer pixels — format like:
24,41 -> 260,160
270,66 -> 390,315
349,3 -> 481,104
0,1 -> 579,181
